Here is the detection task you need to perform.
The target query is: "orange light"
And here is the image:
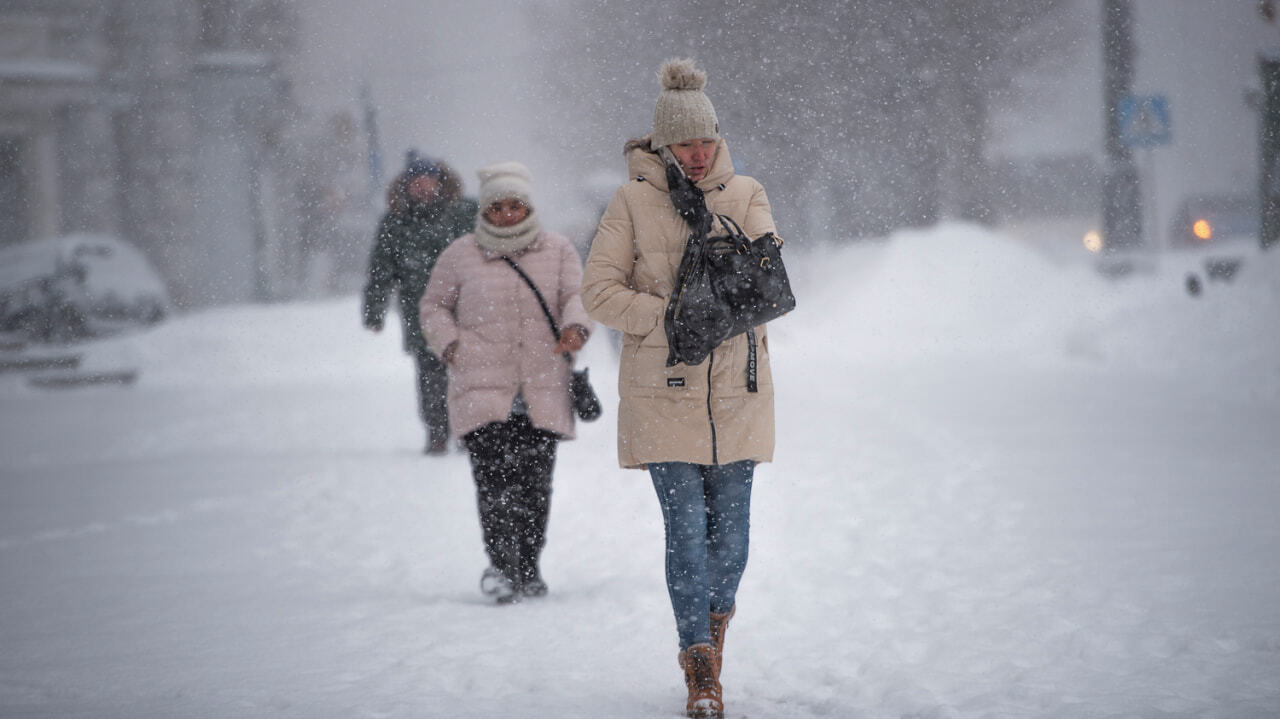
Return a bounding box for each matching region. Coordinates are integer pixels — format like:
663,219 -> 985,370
1192,219 -> 1212,241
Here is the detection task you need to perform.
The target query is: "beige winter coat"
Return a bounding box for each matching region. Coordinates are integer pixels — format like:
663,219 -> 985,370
420,231 -> 592,440
582,138 -> 777,469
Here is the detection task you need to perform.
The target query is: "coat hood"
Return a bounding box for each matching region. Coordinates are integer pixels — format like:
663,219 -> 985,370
386,159 -> 464,217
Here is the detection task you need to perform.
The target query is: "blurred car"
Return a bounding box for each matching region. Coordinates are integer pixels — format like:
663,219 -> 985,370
0,234 -> 170,344
1085,194 -> 1262,284
1167,193 -> 1260,281
1169,194 -> 1259,248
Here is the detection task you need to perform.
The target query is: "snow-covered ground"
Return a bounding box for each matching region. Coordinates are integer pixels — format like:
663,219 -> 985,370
2,223 -> 1278,718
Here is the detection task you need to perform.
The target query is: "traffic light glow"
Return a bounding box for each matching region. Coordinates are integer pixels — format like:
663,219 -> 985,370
1193,219 -> 1212,241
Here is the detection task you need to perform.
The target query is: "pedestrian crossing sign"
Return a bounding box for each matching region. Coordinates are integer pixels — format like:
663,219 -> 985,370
1117,94 -> 1171,149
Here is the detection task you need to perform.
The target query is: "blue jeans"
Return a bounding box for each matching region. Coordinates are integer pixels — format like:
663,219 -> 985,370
649,460 -> 755,650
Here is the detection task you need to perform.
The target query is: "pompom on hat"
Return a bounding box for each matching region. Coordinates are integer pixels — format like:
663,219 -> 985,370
477,161 -> 535,210
650,58 -> 720,150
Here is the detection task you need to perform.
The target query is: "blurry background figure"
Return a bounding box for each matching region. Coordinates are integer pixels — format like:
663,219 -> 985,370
298,111 -> 376,297
362,151 -> 477,455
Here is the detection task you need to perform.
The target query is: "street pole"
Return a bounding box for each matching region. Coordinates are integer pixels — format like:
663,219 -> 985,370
1145,148 -> 1160,251
360,82 -> 384,204
1260,53 -> 1280,250
1102,0 -> 1143,251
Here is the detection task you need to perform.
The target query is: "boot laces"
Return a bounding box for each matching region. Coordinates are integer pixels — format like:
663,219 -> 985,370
684,648 -> 718,692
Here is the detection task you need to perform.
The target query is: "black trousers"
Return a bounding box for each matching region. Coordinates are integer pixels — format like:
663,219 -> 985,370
464,414 -> 558,584
414,347 -> 449,437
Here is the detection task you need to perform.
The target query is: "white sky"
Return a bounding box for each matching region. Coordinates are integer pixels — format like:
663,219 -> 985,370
287,1 -> 557,206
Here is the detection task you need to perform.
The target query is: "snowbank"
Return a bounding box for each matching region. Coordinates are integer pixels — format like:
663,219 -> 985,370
776,223 -> 1280,400
6,222 -> 1276,404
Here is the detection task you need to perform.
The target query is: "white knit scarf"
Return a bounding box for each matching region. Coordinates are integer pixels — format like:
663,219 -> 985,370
474,211 -> 541,255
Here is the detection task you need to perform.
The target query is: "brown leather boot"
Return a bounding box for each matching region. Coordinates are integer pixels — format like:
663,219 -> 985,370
677,643 -> 723,719
709,605 -> 736,670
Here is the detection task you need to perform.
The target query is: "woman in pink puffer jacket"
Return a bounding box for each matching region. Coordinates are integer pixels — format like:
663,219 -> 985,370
419,161 -> 592,603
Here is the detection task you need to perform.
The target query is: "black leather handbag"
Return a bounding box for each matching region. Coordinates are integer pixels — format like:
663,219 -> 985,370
501,257 -> 602,422
664,213 -> 796,367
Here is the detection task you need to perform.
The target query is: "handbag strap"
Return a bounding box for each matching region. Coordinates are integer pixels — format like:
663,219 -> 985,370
500,256 -> 573,363
715,213 -> 747,238
711,214 -> 761,392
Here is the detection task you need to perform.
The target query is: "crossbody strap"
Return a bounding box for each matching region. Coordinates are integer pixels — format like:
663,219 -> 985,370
500,256 -> 572,363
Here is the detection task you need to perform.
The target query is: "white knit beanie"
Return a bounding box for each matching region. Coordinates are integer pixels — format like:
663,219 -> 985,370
650,58 -> 720,150
474,161 -> 540,255
477,161 -> 534,210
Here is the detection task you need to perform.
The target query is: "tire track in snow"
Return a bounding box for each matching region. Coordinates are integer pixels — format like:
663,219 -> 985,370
0,493 -> 260,551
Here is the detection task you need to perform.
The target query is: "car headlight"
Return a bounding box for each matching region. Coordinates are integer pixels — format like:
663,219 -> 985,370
1083,230 -> 1104,253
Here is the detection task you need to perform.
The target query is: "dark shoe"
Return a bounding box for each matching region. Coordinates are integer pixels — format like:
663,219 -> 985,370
425,428 -> 449,456
521,577 -> 548,598
495,590 -> 523,605
480,567 -> 518,604
678,643 -> 723,718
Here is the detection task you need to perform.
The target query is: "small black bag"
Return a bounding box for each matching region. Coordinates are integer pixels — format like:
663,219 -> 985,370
664,213 -> 796,367
501,257 -> 602,422
568,366 -> 602,422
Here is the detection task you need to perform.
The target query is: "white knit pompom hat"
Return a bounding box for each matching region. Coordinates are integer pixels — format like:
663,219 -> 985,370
477,161 -> 534,210
650,58 -> 720,150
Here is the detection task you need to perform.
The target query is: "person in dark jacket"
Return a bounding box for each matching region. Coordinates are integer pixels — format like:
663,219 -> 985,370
363,151 -> 479,454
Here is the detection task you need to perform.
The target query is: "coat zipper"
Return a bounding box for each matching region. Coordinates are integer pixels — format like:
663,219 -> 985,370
693,185 -> 729,464
706,349 -> 718,465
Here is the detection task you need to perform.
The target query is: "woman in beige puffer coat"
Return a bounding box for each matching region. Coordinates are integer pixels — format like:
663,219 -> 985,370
581,59 -> 781,719
421,162 -> 591,604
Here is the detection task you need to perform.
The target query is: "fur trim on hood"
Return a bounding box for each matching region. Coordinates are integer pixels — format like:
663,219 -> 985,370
624,135 -> 658,156
386,160 -> 464,216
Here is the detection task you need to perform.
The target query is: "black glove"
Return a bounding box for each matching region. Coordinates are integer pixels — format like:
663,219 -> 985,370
666,161 -> 713,238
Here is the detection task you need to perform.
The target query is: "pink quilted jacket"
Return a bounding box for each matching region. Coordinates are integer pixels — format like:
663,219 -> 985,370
419,231 -> 592,440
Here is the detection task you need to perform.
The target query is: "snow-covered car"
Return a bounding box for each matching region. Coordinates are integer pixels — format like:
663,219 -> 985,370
0,234 -> 170,344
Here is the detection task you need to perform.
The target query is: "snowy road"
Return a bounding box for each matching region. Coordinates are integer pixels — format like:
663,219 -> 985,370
2,226 -> 1279,717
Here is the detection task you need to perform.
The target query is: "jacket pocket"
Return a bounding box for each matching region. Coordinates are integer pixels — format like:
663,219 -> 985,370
450,332 -> 514,391
621,343 -> 707,397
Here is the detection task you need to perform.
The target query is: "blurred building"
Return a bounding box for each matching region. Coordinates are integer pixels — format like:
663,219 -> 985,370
0,0 -> 309,308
